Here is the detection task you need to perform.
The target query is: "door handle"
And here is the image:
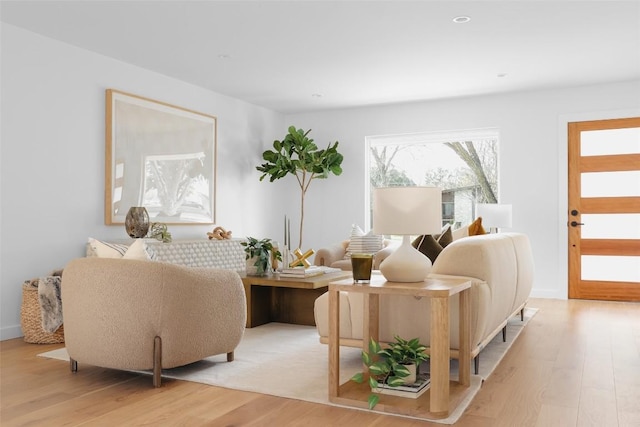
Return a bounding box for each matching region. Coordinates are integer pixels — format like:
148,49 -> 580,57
570,221 -> 584,227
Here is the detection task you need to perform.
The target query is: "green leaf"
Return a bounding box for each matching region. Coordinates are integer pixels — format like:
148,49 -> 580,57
351,372 -> 364,384
368,394 -> 379,410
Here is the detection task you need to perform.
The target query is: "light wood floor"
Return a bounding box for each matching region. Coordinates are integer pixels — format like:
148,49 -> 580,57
1,298 -> 639,426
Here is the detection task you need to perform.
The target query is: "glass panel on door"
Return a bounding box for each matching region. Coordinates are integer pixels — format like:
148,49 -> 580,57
581,255 -> 640,282
581,171 -> 640,197
581,127 -> 640,156
581,214 -> 640,239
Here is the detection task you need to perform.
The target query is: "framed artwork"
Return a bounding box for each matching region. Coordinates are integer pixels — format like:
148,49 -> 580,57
105,89 -> 216,224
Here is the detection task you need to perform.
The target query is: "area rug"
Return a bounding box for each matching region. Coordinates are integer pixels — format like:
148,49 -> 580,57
39,307 -> 537,424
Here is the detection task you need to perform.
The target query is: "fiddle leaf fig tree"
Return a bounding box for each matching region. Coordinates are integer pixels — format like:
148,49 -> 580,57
256,126 -> 344,248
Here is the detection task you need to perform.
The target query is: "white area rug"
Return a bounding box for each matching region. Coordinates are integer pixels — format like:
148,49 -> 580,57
39,307 -> 537,424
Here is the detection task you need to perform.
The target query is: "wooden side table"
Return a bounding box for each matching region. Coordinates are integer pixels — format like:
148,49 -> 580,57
328,274 -> 472,419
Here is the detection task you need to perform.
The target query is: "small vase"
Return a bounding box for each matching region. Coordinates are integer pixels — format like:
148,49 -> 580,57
246,257 -> 268,276
125,207 -> 150,238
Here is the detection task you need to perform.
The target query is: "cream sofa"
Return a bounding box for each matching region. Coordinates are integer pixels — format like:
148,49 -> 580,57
62,257 -> 246,387
314,232 -> 534,372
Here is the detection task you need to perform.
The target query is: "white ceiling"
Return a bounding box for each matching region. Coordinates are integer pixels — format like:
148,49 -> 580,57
2,1 -> 639,113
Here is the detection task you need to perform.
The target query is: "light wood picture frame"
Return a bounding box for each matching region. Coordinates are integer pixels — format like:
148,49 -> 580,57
105,89 -> 216,225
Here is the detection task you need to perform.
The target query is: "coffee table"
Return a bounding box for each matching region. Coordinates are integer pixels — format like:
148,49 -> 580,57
240,270 -> 352,328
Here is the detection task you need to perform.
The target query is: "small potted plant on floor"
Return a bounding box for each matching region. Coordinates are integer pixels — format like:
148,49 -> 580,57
351,335 -> 429,409
242,237 -> 281,276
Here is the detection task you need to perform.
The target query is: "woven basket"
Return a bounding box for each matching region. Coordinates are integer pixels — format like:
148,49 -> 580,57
20,282 -> 64,344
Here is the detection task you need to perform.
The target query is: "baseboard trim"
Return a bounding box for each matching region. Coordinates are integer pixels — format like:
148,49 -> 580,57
1,324 -> 23,341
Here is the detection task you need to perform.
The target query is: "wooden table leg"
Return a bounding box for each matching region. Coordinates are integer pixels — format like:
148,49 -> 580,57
363,293 -> 380,351
430,296 -> 450,414
243,283 -> 252,328
458,289 -> 471,386
328,289 -> 340,400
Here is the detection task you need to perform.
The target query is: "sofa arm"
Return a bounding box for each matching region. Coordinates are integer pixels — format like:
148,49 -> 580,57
314,241 -> 348,266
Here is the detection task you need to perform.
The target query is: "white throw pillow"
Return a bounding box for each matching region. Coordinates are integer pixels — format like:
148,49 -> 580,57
122,239 -> 153,260
87,238 -> 129,258
451,225 -> 469,241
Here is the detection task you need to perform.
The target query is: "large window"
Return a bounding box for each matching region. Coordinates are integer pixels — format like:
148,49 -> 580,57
365,128 -> 500,230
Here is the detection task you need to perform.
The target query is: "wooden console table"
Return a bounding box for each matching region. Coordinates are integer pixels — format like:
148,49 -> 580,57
328,274 -> 471,419
240,271 -> 351,328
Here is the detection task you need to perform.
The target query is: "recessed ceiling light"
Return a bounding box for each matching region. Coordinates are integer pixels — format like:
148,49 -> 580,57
217,54 -> 230,60
452,16 -> 471,24
497,73 -> 507,78
311,93 -> 322,98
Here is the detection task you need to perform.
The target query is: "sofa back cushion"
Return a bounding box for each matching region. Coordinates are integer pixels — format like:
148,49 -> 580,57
432,234 -> 518,338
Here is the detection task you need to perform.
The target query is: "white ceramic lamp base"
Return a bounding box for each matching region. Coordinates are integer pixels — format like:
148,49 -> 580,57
379,236 -> 431,283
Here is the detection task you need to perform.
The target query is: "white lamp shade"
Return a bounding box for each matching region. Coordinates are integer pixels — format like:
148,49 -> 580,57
476,203 -> 513,228
373,187 -> 442,283
373,187 -> 442,236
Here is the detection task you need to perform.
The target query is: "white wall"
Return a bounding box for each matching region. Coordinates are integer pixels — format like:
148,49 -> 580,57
2,23 -> 639,340
285,80 -> 640,300
0,24 -> 286,339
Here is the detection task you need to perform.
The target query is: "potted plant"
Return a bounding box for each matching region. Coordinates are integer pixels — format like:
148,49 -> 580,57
256,126 -> 343,249
351,335 -> 429,409
241,237 -> 281,276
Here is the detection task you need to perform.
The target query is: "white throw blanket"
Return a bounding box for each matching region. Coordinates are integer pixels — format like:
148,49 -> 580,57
38,276 -> 63,333
25,270 -> 63,333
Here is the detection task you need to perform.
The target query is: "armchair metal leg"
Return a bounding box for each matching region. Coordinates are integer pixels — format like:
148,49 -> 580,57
502,326 -> 507,342
474,355 -> 479,375
153,336 -> 162,388
227,351 -> 234,362
521,308 -> 524,321
70,358 -> 78,373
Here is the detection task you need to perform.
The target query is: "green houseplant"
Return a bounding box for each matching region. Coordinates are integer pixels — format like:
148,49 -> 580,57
351,336 -> 429,409
256,126 -> 343,249
241,237 -> 281,276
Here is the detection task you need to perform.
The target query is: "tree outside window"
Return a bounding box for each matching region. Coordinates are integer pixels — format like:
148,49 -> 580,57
366,129 -> 499,230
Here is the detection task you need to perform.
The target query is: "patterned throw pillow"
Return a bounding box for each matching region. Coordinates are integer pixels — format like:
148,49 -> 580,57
344,224 -> 384,259
87,238 -> 129,258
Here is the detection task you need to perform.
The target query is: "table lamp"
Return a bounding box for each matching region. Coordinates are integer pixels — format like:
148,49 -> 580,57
373,186 -> 442,282
476,203 -> 512,233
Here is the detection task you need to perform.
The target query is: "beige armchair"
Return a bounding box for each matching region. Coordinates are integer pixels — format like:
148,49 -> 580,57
61,257 -> 246,387
314,239 -> 396,270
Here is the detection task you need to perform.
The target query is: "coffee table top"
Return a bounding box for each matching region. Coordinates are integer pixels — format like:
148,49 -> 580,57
240,270 -> 352,289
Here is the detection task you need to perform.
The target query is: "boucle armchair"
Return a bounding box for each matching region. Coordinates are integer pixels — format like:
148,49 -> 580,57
61,257 -> 246,387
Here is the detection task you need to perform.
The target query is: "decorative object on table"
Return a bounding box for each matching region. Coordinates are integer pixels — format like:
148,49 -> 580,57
476,203 -> 512,233
241,237 -> 281,276
147,222 -> 172,243
373,186 -> 442,282
207,226 -> 233,240
351,336 -> 429,409
279,266 -> 324,278
105,89 -> 216,225
125,206 -> 150,238
21,269 -> 65,344
270,241 -> 280,272
289,248 -> 315,268
256,126 -> 343,248
350,253 -> 373,284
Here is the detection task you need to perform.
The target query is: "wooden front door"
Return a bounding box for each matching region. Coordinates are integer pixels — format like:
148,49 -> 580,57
568,117 -> 640,301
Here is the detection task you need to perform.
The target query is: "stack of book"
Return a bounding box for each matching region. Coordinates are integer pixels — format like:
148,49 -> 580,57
373,372 -> 430,398
279,266 -> 325,278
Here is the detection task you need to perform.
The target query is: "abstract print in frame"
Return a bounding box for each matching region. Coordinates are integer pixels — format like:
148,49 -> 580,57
105,89 -> 216,225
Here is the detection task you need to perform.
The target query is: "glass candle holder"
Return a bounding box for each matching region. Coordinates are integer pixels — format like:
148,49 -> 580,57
351,253 -> 373,284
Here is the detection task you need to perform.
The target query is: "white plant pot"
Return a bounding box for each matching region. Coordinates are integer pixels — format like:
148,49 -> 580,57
402,363 -> 417,385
